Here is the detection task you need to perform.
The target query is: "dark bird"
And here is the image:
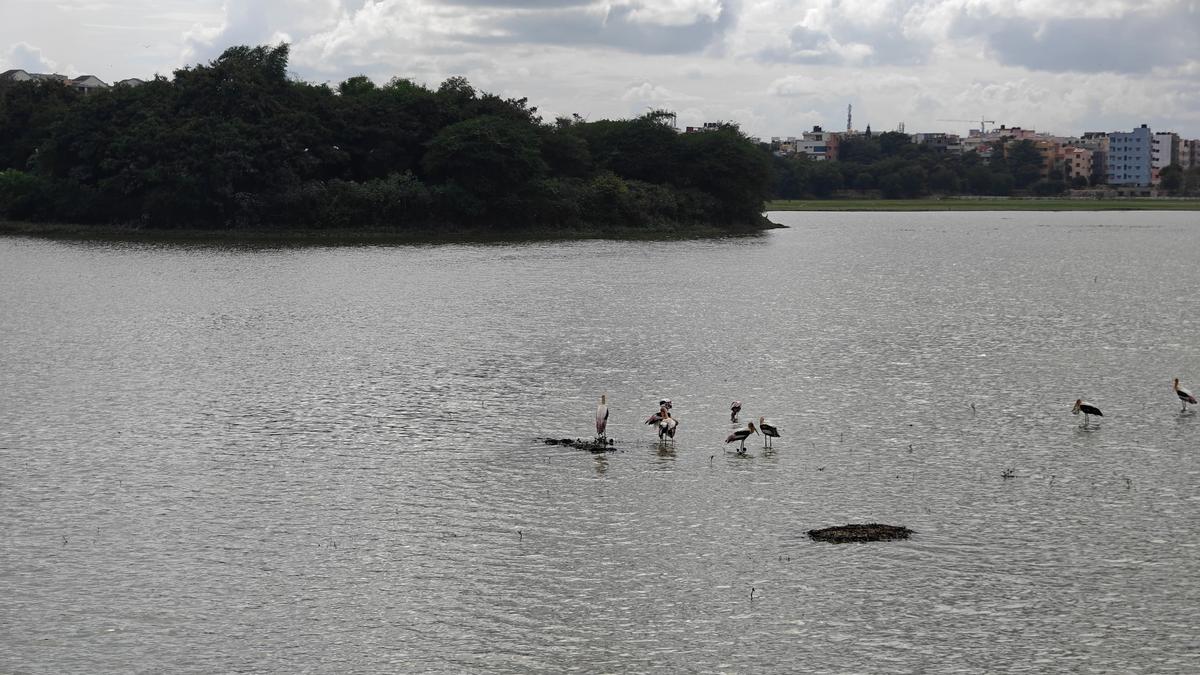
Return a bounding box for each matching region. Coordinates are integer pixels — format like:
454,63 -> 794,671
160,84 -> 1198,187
730,400 -> 742,423
758,416 -> 780,448
1173,378 -> 1197,412
725,421 -> 758,453
595,394 -> 609,440
1072,399 -> 1103,426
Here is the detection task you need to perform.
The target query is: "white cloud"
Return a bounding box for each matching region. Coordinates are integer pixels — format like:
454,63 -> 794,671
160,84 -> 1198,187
2,0 -> 1197,137
5,42 -> 58,72
618,0 -> 724,26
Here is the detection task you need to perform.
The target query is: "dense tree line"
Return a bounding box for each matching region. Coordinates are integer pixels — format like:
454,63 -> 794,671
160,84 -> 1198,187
0,44 -> 771,232
769,131 -> 1200,199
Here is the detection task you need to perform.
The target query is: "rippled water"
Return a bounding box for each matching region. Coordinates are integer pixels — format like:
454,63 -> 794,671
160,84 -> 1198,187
2,211 -> 1199,673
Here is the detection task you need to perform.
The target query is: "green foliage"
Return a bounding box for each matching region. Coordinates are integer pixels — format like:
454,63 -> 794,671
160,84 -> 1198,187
0,169 -> 48,219
0,43 -> 770,232
1159,164 -> 1184,193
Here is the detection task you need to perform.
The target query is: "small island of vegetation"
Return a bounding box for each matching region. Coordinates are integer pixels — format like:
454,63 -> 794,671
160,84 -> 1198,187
0,44 -> 773,241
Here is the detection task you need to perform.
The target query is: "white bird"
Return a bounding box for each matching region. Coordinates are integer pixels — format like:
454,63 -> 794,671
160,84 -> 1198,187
725,421 -> 758,453
1072,399 -> 1103,426
595,394 -> 609,440
730,400 -> 742,423
758,416 -> 780,448
1174,378 -> 1197,412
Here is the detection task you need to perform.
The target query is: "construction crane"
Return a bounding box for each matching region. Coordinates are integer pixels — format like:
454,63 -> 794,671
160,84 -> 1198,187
937,117 -> 996,134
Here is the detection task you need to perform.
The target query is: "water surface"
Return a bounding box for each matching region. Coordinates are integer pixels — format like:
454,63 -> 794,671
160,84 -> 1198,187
2,211 -> 1199,673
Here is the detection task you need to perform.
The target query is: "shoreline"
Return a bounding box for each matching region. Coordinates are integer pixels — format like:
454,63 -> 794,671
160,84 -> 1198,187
767,198 -> 1200,212
0,218 -> 782,246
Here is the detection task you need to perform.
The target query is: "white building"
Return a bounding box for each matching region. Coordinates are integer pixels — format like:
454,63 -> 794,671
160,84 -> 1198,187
1152,132 -> 1179,169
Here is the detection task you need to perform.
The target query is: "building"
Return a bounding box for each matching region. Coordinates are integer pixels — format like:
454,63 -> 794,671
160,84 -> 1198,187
0,69 -> 68,83
2,69 -> 111,95
1151,132 -> 1179,172
67,75 -> 109,95
1181,139 -> 1200,169
1059,147 -> 1094,184
1107,125 -> 1153,187
912,132 -> 962,154
796,126 -> 839,161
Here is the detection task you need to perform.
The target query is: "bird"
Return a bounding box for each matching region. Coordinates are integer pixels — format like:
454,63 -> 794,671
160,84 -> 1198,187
595,394 -> 609,440
1072,399 -> 1103,426
658,411 -> 678,440
659,398 -> 673,412
758,416 -> 780,448
1174,378 -> 1197,412
645,406 -> 667,426
725,421 -> 758,453
730,400 -> 742,423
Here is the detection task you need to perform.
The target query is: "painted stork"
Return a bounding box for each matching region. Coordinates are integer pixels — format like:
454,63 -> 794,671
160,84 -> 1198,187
659,399 -> 673,411
730,400 -> 742,423
646,406 -> 667,426
758,416 -> 780,448
595,394 -> 609,440
658,412 -> 678,440
725,422 -> 758,453
1175,378 -> 1197,412
1072,399 -> 1103,426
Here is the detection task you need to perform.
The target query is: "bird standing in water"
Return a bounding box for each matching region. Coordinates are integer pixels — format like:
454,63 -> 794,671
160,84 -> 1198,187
1072,399 -> 1103,426
725,422 -> 758,453
1173,378 -> 1197,412
730,400 -> 742,423
758,416 -> 780,448
658,411 -> 678,440
595,394 -> 609,441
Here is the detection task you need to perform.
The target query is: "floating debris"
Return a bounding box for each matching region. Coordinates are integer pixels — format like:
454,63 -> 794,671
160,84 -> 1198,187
807,523 -> 913,543
539,437 -> 618,453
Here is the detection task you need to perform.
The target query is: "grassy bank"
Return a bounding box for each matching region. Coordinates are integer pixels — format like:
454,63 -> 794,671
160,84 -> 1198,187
767,198 -> 1200,212
0,218 -> 780,246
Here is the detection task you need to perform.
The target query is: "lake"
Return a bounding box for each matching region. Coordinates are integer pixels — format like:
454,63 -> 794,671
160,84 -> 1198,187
2,211 -> 1199,673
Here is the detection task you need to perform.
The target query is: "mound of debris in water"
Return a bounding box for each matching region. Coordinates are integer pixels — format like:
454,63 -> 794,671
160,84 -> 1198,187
540,437 -> 618,453
807,523 -> 913,543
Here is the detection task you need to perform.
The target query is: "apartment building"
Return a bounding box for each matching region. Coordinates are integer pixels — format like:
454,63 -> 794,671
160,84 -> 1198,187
1107,125 -> 1153,187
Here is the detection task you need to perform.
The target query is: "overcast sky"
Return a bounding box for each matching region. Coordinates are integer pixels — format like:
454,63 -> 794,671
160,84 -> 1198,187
3,0 -> 1198,139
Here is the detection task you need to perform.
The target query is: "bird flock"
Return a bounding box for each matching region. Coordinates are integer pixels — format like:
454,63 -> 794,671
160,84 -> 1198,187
593,395 -> 782,454
591,378 -> 1197,447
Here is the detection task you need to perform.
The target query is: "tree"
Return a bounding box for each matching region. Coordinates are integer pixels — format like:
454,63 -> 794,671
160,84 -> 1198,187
1005,140 -> 1044,189
421,114 -> 547,221
1159,164 -> 1184,193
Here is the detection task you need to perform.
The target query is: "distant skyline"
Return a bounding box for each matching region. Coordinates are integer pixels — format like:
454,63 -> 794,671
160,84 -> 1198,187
3,0 -> 1198,139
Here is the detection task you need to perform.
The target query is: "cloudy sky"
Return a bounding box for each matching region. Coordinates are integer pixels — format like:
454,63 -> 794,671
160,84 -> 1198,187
3,0 -> 1198,139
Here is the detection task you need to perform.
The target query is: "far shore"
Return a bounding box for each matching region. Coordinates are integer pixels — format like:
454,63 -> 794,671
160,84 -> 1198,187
0,218 -> 781,245
767,198 -> 1200,212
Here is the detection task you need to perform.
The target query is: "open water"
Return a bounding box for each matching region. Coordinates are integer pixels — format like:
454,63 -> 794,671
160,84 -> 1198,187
2,211 -> 1199,673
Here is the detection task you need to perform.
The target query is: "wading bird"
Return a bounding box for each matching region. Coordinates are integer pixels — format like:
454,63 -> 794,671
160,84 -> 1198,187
646,406 -> 667,426
659,412 -> 678,440
730,400 -> 742,423
1072,399 -> 1103,426
758,416 -> 780,448
725,421 -> 758,453
1174,378 -> 1197,412
595,394 -> 609,440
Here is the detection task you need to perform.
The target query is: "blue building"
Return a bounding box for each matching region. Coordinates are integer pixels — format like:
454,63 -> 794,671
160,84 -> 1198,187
1106,124 -> 1152,187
